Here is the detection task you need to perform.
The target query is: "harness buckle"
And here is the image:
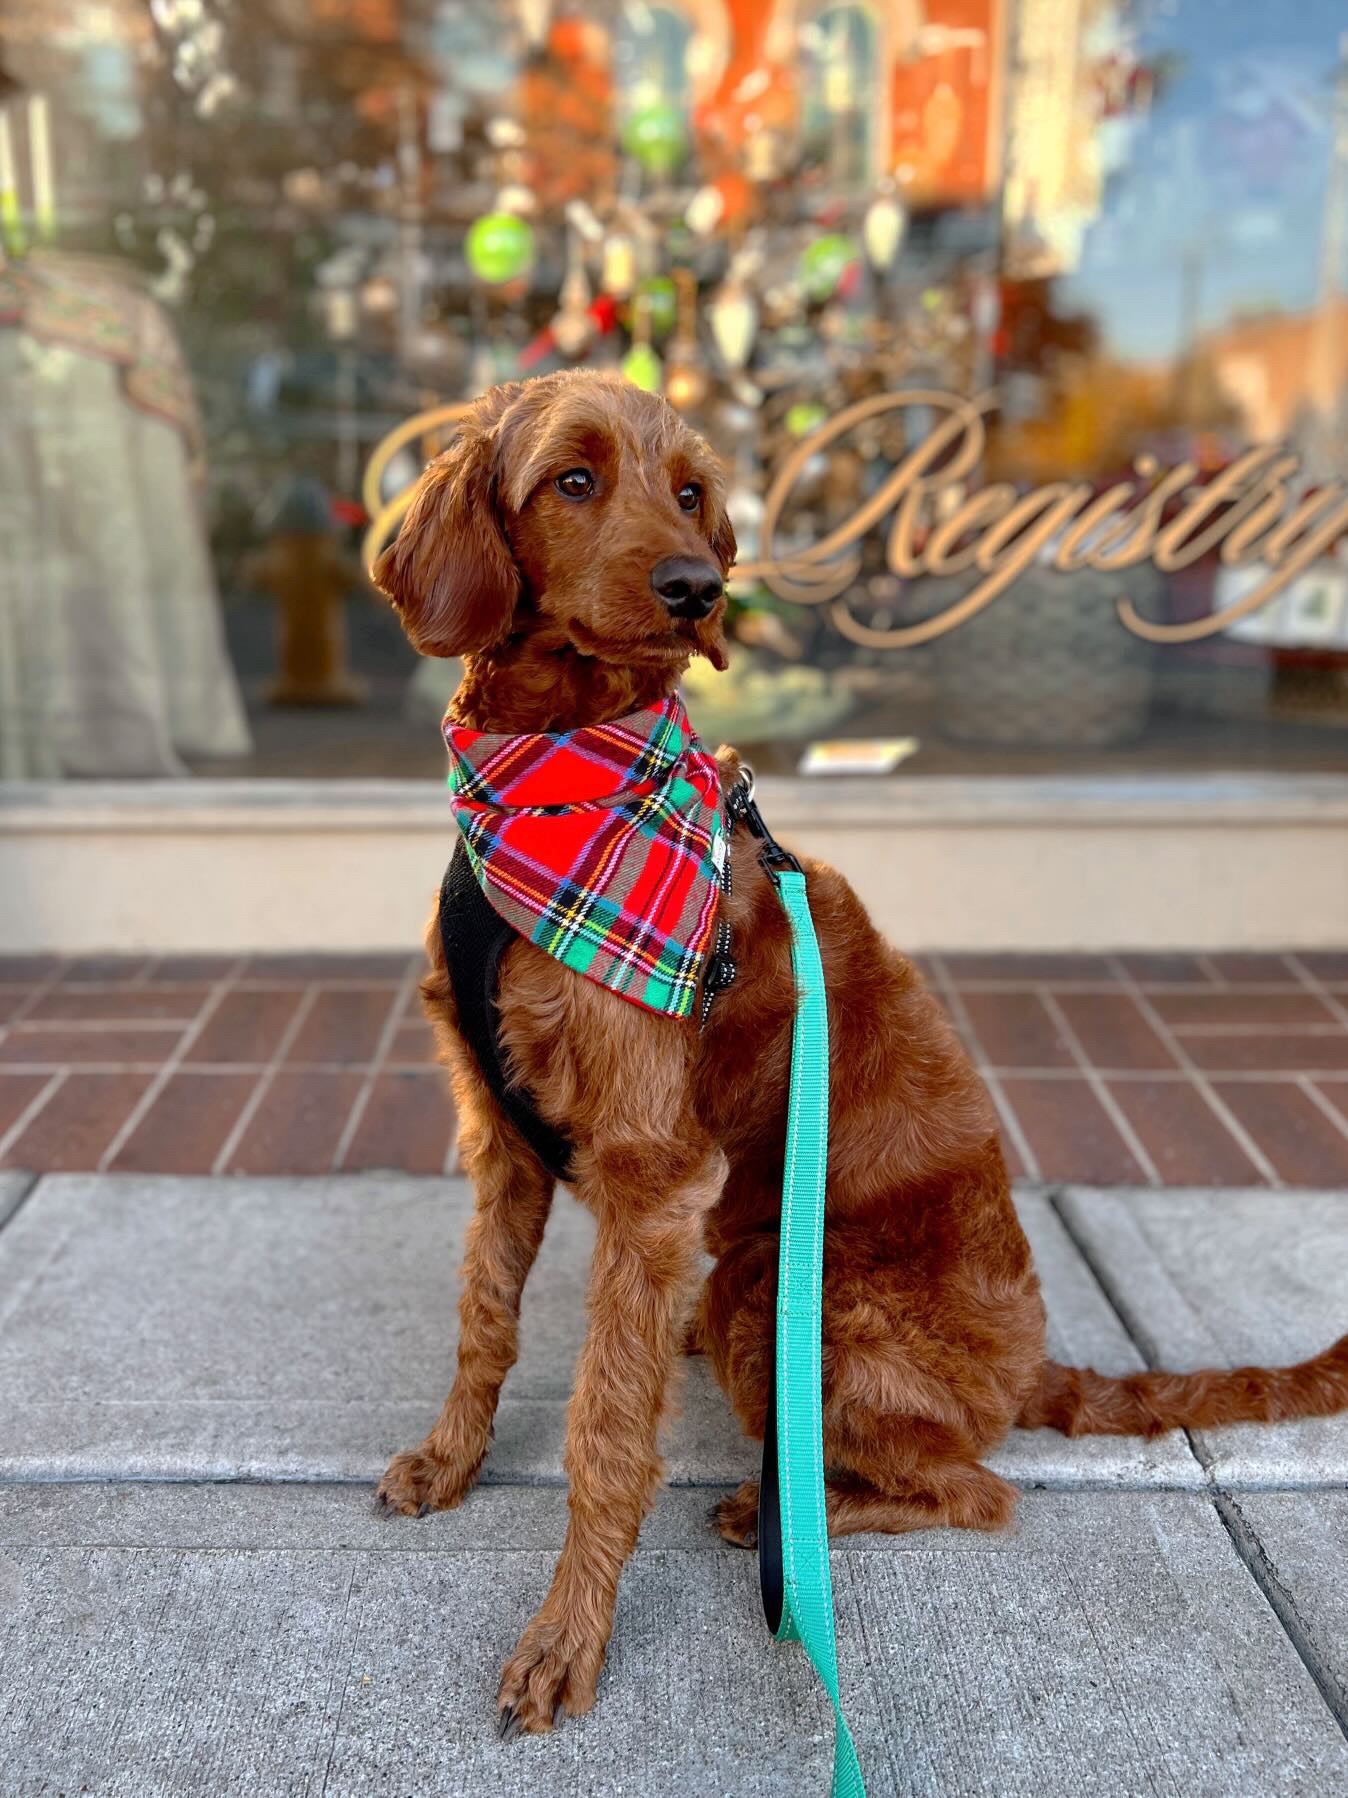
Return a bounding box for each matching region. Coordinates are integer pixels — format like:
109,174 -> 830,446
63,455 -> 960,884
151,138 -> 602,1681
726,767 -> 803,876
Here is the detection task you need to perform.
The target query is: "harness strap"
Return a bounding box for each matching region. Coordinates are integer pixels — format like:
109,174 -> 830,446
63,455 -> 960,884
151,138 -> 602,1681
438,845 -> 574,1185
758,862 -> 866,1798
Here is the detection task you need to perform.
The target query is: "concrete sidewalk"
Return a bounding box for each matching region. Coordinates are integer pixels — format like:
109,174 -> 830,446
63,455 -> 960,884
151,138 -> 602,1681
0,1172 -> 1345,1794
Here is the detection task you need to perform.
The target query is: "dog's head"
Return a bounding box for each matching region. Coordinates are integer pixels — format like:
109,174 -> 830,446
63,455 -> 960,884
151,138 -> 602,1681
374,371 -> 735,675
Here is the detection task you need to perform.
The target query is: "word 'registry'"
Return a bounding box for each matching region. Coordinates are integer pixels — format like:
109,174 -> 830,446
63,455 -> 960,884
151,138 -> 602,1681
734,390 -> 1348,646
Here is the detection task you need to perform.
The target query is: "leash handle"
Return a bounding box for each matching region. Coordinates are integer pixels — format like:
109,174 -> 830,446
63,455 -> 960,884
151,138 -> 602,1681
763,868 -> 867,1798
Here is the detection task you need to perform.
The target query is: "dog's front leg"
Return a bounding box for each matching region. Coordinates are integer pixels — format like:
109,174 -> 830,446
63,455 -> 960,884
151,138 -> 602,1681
496,1137 -> 727,1735
379,1098 -> 554,1515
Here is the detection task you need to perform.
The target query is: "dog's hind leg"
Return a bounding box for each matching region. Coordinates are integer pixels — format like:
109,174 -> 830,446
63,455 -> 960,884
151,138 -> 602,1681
378,1093 -> 554,1516
713,1449 -> 1016,1547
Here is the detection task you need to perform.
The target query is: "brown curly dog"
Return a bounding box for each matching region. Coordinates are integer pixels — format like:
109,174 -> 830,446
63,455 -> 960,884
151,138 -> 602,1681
372,369 -> 1348,1737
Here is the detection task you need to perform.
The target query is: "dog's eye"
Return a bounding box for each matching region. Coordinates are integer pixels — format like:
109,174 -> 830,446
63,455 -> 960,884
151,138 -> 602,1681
555,468 -> 595,500
677,482 -> 701,513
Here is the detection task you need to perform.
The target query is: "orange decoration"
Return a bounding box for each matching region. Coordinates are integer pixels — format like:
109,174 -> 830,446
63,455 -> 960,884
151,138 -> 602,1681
694,0 -> 795,153
518,16 -> 615,208
890,0 -> 1003,204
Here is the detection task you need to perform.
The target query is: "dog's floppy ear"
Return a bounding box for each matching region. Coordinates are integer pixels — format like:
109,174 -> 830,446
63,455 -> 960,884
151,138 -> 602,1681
708,495 -> 738,578
373,424 -> 519,657
694,492 -> 736,672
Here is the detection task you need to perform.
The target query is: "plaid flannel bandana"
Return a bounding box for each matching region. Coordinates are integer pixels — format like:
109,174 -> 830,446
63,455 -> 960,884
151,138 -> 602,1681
444,692 -> 725,1019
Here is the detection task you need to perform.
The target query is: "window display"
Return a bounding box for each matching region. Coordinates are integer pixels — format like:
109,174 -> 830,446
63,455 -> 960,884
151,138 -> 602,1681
1,0 -> 1346,780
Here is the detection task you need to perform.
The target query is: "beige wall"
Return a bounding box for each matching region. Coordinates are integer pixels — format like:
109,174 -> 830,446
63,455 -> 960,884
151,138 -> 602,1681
2,777 -> 1345,953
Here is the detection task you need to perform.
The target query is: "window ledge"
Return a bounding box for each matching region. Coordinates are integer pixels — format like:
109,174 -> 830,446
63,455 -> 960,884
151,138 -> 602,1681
2,772 -> 1346,835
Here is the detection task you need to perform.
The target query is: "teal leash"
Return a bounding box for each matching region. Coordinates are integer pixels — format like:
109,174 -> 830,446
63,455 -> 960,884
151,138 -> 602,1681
721,780 -> 867,1798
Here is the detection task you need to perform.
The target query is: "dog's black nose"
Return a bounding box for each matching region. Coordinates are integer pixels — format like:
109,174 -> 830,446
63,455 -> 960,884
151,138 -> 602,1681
651,556 -> 723,620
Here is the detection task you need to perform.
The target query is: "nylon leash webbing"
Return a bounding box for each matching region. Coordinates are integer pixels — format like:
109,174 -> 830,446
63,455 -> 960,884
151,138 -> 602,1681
759,868 -> 866,1798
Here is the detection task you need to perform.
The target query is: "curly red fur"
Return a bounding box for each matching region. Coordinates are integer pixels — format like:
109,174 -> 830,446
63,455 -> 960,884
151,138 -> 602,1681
370,370 -> 1348,1737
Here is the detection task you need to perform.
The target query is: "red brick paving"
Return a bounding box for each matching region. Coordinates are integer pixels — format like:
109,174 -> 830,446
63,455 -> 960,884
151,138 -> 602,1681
0,951 -> 1344,1184
1208,1081 -> 1348,1187
0,1026 -> 187,1066
1114,953 -> 1209,984
1205,952 -> 1307,984
995,1076 -> 1149,1184
1050,991 -> 1178,1071
959,991 -> 1074,1068
25,986 -> 210,1023
225,1070 -> 366,1175
283,987 -> 400,1066
342,1070 -> 458,1174
1147,989 -> 1337,1028
185,989 -> 306,1065
0,990 -> 31,1025
1180,1032 -> 1348,1073
108,1071 -> 258,1174
1,1072 -> 156,1173
387,1019 -> 438,1066
1103,1079 -> 1264,1186
0,1074 -> 53,1142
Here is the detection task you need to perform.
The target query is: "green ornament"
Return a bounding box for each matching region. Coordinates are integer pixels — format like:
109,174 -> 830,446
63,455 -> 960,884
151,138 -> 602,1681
620,341 -> 663,393
634,276 -> 677,338
622,103 -> 688,177
465,212 -> 534,285
800,234 -> 858,303
786,401 -> 828,439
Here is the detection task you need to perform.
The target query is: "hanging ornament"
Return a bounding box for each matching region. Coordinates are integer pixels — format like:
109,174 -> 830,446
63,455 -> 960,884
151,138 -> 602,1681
663,269 -> 709,412
496,184 -> 538,217
564,199 -> 605,245
862,190 -> 907,273
515,0 -> 552,49
786,401 -> 828,439
685,183 -> 725,238
622,103 -> 688,178
800,234 -> 860,304
621,288 -> 663,391
465,212 -> 535,285
708,278 -> 757,372
634,274 -> 677,338
687,172 -> 755,239
621,341 -> 663,392
744,127 -> 783,183
601,231 -> 638,299
551,227 -> 594,357
665,362 -> 709,412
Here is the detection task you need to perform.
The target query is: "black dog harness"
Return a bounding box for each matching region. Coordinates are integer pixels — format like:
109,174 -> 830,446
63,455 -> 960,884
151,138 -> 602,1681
438,844 -> 575,1183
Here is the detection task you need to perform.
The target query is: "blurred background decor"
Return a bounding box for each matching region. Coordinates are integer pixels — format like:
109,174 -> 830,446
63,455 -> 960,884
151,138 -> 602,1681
0,0 -> 1346,779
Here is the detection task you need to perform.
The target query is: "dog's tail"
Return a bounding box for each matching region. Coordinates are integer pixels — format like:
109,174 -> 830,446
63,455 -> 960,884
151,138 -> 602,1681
1017,1334 -> 1348,1437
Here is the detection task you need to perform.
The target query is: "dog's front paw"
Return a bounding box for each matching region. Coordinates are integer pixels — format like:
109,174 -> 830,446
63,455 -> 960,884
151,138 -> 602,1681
496,1611 -> 606,1738
376,1446 -> 479,1516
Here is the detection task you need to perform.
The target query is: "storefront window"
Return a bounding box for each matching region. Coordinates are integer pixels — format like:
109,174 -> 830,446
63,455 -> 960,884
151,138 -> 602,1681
2,1 -> 1346,780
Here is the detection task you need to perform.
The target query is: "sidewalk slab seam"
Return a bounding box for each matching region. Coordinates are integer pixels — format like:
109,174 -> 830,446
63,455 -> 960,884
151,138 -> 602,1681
1055,1186 -> 1348,1488
0,1171 -> 37,1233
1051,1184 -> 1348,1755
1214,1492 -> 1348,1746
0,1174 -> 1200,1491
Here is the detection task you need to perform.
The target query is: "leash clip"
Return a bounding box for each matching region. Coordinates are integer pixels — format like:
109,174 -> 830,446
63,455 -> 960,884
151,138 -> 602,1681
726,767 -> 803,876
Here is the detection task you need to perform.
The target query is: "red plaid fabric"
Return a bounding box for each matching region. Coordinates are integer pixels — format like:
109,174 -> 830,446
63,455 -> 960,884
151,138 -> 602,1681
444,693 -> 725,1018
